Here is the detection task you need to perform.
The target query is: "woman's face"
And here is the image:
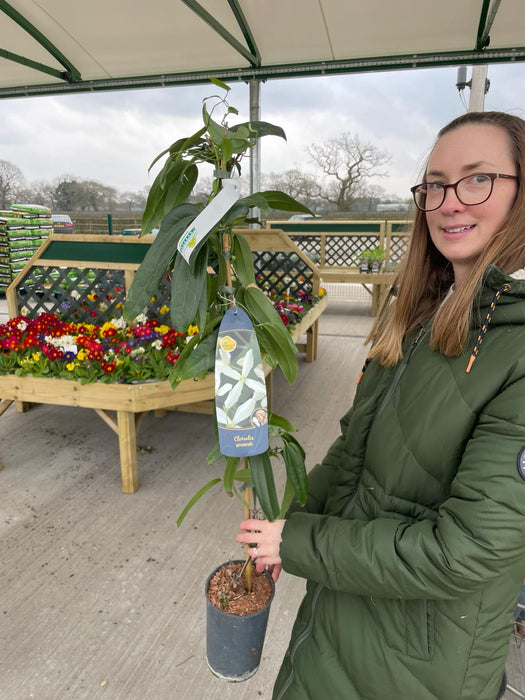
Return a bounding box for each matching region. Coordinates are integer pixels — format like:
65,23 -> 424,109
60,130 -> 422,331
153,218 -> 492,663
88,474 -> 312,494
425,123 -> 518,286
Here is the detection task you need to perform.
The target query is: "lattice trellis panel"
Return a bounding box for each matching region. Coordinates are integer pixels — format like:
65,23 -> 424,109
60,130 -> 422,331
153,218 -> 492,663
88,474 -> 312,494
252,251 -> 314,296
389,235 -> 410,264
289,235 -> 321,265
325,235 -> 380,266
16,266 -> 128,322
14,265 -> 176,323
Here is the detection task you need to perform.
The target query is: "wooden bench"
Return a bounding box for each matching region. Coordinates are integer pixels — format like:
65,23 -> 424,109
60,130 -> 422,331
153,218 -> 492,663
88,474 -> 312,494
0,231 -> 326,492
268,220 -> 411,314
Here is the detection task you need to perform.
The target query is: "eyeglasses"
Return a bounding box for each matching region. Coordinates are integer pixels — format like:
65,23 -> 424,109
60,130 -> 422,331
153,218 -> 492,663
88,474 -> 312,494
410,173 -> 519,212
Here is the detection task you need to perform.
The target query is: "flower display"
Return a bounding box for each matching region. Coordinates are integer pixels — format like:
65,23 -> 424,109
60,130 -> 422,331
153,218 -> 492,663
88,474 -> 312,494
0,289 -> 325,385
0,312 -> 193,384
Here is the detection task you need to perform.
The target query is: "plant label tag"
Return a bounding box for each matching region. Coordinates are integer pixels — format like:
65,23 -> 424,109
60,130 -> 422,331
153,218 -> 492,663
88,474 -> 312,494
177,179 -> 240,264
215,307 -> 268,457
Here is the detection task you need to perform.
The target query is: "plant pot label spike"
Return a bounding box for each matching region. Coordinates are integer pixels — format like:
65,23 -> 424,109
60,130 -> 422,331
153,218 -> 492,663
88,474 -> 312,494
177,179 -> 240,264
215,307 -> 269,457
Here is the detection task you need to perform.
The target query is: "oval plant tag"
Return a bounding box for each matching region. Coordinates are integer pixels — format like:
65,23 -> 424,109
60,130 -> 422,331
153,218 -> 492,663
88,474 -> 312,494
215,306 -> 268,457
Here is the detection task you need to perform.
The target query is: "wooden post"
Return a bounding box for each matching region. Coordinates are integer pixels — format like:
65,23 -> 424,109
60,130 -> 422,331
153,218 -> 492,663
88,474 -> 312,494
117,410 -> 139,493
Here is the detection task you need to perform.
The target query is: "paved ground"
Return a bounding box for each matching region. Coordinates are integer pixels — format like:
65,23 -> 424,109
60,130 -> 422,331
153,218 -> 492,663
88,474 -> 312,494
1,297 -> 524,699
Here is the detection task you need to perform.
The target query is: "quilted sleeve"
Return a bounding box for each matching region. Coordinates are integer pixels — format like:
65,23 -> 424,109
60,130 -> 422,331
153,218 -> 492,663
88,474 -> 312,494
281,373 -> 525,599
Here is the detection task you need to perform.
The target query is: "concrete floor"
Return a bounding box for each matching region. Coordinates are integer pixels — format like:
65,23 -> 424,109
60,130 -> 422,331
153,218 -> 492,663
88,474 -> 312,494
1,298 -> 524,699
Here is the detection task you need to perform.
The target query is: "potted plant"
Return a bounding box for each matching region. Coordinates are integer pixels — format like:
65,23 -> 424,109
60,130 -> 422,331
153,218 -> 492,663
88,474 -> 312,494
369,246 -> 387,273
357,249 -> 372,273
122,79 -> 312,681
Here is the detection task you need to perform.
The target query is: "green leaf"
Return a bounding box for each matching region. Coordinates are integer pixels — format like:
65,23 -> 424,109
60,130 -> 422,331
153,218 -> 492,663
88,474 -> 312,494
223,456 -> 240,493
231,233 -> 256,287
177,477 -> 222,526
278,476 -> 296,518
239,193 -> 271,213
162,163 -> 199,215
247,451 -> 280,521
232,469 -> 252,482
207,442 -> 222,464
203,103 -> 227,146
148,126 -> 207,172
243,286 -> 298,384
220,137 -> 233,164
257,190 -> 314,215
282,432 -> 305,459
170,242 -> 208,331
123,204 -> 198,321
229,121 -> 287,142
169,329 -> 219,386
282,437 -> 308,504
220,201 -> 250,227
256,323 -> 298,385
209,76 -> 231,92
141,160 -> 200,238
268,412 -> 297,433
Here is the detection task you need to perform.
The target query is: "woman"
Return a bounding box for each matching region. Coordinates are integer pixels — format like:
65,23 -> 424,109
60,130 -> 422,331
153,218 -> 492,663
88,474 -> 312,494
236,111 -> 525,699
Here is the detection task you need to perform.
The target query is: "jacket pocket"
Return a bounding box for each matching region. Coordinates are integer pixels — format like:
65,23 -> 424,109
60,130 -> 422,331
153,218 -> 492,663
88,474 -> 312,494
365,597 -> 434,661
405,599 -> 434,660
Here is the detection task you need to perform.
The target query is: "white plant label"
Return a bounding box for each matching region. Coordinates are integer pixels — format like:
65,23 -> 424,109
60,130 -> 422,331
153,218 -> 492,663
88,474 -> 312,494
177,179 -> 240,264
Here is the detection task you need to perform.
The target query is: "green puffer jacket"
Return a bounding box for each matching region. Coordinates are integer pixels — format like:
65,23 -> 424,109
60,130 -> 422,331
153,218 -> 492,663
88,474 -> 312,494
274,266 -> 525,700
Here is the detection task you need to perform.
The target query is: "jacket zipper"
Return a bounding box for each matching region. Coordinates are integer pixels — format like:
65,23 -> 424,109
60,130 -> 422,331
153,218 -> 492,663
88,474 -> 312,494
275,494 -> 359,700
376,324 -> 429,417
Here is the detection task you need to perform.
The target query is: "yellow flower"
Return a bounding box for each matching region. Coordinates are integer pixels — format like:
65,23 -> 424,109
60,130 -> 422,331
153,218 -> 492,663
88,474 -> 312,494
187,324 -> 199,335
66,362 -> 78,372
87,293 -> 97,302
159,305 -> 170,315
32,352 -> 41,362
100,321 -> 117,334
77,349 -> 88,361
158,324 -> 171,334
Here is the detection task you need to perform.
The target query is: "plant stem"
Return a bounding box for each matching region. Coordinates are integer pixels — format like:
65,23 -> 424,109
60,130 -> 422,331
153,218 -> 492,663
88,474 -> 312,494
243,459 -> 252,593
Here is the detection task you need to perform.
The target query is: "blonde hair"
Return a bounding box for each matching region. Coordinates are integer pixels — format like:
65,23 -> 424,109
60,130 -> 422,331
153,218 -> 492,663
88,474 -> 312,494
367,111 -> 525,366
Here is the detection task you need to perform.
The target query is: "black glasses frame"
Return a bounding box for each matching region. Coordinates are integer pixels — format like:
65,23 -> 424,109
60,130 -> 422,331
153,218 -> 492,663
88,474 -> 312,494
410,172 -> 519,212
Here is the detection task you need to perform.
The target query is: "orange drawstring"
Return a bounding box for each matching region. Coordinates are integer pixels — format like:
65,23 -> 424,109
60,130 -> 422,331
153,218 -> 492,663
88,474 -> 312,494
465,284 -> 510,373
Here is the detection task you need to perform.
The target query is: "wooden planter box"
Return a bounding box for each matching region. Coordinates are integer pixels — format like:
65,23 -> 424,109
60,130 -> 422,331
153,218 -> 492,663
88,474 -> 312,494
0,233 -> 327,493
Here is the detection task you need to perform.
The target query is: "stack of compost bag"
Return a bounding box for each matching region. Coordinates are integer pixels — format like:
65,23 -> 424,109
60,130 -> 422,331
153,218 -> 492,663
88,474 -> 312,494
0,204 -> 52,293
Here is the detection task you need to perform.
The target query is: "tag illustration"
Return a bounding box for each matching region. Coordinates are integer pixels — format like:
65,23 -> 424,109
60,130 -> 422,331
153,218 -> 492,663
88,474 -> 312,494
178,179 -> 240,264
215,307 -> 268,457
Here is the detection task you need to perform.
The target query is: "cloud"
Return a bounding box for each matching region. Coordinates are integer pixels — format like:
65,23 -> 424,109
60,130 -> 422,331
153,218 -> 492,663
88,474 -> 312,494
1,62 -> 525,199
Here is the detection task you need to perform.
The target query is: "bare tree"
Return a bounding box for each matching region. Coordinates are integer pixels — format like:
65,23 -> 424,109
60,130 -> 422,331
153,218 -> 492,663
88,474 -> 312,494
0,160 -> 25,209
307,133 -> 391,212
16,179 -> 55,208
263,168 -> 321,210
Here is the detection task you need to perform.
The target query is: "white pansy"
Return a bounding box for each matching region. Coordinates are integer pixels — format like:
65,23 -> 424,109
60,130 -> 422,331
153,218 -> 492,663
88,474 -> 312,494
45,334 -> 77,354
112,317 -> 127,329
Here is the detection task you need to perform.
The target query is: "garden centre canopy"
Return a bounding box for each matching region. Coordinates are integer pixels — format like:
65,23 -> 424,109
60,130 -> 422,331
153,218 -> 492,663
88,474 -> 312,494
0,0 -> 524,99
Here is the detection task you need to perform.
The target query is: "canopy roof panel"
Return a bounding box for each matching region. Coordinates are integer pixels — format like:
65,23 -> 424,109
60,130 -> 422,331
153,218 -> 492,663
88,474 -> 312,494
0,0 -> 524,98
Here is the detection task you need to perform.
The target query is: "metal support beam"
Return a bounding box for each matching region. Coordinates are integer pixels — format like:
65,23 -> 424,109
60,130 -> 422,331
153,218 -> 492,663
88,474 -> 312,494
0,0 -> 81,82
249,80 -> 261,225
0,46 -> 524,100
181,0 -> 259,66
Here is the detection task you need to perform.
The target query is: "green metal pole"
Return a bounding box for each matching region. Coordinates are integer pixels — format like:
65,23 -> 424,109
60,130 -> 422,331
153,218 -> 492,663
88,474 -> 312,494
107,213 -> 113,235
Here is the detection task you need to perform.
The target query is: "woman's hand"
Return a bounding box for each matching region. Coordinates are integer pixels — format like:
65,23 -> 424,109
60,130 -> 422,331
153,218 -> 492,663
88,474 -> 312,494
236,518 -> 286,581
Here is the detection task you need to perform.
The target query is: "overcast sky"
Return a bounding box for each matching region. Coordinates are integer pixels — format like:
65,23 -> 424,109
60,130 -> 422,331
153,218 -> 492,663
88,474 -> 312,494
2,62 -> 525,201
